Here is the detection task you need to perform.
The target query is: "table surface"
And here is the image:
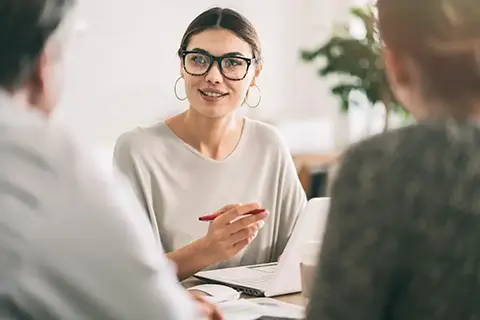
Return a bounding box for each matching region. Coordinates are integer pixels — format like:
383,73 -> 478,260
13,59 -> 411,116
182,277 -> 308,307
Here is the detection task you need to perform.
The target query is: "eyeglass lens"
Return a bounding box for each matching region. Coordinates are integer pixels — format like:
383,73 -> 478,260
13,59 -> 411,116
184,52 -> 249,80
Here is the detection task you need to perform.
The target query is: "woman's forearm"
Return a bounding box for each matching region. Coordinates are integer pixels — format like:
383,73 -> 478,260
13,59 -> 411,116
167,238 -> 217,281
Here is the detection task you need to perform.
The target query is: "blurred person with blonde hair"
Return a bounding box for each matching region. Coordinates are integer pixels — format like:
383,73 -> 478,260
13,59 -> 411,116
307,0 -> 480,319
0,0 -> 221,319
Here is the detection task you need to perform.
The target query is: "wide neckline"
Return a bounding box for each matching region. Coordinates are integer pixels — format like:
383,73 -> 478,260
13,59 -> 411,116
161,117 -> 251,164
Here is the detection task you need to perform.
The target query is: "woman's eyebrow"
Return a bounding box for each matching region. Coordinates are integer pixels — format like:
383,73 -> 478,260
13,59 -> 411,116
189,48 -> 248,57
189,48 -> 209,54
223,51 -> 246,57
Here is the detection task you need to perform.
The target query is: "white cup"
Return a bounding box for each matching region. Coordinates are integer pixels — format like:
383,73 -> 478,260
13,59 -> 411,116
300,240 -> 321,299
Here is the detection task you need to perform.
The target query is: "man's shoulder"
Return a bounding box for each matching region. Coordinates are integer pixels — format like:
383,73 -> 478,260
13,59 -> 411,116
0,108 -> 104,214
0,119 -> 81,177
0,103 -> 74,179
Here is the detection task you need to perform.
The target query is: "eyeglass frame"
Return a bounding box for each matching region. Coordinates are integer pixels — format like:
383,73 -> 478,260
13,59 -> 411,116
180,49 -> 258,81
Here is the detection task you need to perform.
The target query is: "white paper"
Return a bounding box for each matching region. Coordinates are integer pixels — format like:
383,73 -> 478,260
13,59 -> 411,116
217,299 -> 265,320
217,298 -> 305,320
249,298 -> 305,318
203,295 -> 236,304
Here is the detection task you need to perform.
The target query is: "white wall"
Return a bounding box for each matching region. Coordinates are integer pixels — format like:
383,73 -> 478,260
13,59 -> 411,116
54,0 -> 352,154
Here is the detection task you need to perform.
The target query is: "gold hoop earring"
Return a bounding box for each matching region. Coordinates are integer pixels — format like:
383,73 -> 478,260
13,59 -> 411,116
245,84 -> 261,108
174,76 -> 187,101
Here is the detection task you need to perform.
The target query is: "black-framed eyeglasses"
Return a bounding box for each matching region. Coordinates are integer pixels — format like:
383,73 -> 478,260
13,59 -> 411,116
181,49 -> 256,81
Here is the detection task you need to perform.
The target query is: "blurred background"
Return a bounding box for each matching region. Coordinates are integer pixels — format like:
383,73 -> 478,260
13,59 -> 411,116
53,0 -> 410,196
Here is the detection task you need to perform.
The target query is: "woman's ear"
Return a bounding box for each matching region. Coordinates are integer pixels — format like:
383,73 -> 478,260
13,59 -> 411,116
250,63 -> 263,87
179,61 -> 184,78
383,46 -> 424,118
383,47 -> 410,86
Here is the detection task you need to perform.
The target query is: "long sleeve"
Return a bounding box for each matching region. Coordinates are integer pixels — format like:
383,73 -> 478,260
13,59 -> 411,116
113,132 -> 161,243
113,132 -> 150,210
273,138 -> 308,260
306,143 -> 404,320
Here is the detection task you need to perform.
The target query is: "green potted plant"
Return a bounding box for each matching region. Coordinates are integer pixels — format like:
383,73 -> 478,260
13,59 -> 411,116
300,5 -> 406,131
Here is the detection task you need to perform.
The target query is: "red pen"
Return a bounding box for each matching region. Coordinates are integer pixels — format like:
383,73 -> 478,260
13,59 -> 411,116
199,208 -> 266,222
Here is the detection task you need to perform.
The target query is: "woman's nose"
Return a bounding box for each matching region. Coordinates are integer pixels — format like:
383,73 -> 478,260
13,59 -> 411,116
205,62 -> 223,84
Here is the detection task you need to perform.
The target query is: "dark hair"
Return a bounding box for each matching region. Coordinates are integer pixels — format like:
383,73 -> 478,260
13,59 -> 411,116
178,7 -> 262,60
377,0 -> 480,115
0,0 -> 75,91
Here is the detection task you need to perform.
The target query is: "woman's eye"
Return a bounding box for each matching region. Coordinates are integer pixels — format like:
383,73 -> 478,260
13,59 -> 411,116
191,55 -> 208,64
223,58 -> 244,68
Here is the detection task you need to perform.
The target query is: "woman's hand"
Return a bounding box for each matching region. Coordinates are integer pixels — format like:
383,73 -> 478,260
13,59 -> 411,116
200,203 -> 269,263
167,203 -> 269,280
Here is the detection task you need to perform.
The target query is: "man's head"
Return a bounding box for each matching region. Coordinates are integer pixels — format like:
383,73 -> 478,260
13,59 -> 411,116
0,0 -> 75,115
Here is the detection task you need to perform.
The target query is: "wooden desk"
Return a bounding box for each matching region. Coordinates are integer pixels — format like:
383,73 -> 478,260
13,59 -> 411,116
293,152 -> 340,198
182,277 -> 307,307
293,153 -> 339,172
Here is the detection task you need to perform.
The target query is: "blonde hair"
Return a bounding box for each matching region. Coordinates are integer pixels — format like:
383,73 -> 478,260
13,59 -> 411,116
377,0 -> 480,115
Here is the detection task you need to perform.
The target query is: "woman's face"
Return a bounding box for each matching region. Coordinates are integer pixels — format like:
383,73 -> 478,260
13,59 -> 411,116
181,28 -> 261,119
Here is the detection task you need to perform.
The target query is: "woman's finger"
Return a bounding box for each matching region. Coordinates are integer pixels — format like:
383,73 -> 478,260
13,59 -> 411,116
229,220 -> 264,244
227,210 -> 268,234
215,203 -> 260,226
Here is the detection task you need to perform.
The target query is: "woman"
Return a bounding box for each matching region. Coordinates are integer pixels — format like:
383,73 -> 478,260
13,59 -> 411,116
114,7 -> 306,280
307,0 -> 480,319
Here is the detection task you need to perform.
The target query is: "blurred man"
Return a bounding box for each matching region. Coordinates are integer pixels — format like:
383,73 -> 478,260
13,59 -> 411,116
0,0 -> 220,319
